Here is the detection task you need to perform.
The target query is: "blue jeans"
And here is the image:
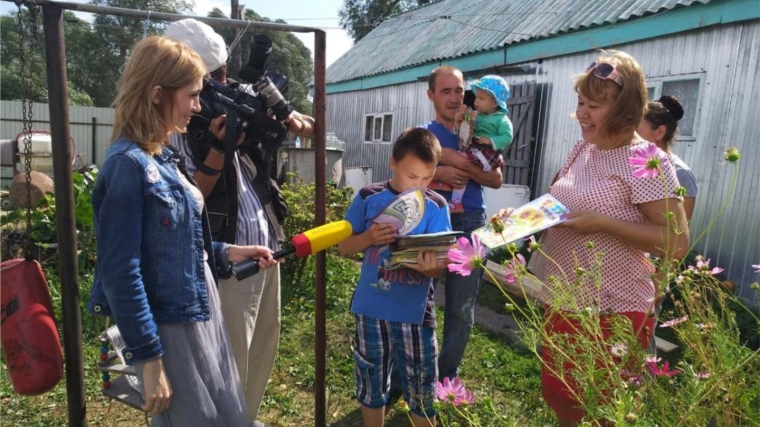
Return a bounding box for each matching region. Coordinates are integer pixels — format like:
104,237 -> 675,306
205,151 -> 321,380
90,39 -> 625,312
438,209 -> 486,380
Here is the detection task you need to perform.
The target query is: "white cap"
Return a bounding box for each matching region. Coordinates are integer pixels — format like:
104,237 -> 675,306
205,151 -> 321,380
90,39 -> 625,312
165,19 -> 228,72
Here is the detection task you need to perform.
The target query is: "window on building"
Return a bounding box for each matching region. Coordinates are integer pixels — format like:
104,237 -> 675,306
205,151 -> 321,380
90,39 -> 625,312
364,113 -> 394,143
646,74 -> 704,139
647,86 -> 656,101
364,116 -> 373,141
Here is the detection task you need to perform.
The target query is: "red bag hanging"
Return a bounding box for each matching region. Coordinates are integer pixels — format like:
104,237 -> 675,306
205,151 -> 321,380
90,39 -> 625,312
1,258 -> 63,395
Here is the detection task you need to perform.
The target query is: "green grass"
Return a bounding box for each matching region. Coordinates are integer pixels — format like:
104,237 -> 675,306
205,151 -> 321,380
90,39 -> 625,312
256,305 -> 554,426
255,254 -> 555,426
0,271 -> 147,427
1,253 -> 555,427
1,343 -> 149,427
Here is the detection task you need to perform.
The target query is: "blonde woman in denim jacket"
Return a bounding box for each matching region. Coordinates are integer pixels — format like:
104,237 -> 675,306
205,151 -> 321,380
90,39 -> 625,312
87,37 -> 277,427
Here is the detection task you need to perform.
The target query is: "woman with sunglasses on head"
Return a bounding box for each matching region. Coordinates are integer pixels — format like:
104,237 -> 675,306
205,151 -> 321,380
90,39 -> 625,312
87,36 -> 278,427
537,51 -> 690,425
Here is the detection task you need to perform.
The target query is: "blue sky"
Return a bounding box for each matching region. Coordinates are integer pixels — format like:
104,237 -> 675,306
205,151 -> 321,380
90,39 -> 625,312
1,0 -> 354,67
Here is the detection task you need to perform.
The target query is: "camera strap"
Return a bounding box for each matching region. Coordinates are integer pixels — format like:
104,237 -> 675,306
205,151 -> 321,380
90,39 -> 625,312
224,109 -> 239,171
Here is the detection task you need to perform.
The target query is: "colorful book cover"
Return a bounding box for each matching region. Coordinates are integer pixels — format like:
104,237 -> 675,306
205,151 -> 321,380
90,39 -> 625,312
474,194 -> 571,248
372,188 -> 426,237
387,231 -> 465,269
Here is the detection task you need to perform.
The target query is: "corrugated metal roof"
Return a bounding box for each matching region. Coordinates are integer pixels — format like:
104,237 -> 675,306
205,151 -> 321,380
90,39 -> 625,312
327,0 -> 712,83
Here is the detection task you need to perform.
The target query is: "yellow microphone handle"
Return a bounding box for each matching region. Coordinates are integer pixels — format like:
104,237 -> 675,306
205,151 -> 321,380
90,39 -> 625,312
293,220 -> 354,256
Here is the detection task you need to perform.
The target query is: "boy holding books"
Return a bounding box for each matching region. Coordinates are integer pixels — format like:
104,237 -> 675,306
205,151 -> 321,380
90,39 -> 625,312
338,128 -> 452,427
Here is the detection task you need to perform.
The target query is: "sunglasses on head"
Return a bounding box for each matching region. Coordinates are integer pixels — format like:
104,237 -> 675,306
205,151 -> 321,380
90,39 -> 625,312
586,61 -> 624,87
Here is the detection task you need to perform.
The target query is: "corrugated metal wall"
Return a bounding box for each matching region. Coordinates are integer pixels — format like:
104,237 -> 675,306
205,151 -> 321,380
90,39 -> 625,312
1,101 -> 115,187
328,82 -> 436,183
525,21 -> 760,305
329,20 -> 760,303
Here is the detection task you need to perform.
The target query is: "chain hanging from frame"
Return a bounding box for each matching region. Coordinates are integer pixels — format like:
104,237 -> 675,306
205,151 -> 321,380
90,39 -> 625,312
14,0 -> 40,260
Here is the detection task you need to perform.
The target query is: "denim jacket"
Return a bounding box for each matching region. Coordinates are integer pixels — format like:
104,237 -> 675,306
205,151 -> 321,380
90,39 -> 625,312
87,138 -> 231,365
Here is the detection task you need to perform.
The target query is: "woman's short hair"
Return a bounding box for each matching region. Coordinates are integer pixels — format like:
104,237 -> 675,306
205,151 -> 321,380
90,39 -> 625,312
643,95 -> 684,150
111,36 -> 207,154
574,50 -> 648,140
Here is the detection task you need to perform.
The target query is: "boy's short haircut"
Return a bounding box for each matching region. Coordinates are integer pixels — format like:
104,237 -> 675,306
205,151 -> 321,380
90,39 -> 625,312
392,128 -> 442,165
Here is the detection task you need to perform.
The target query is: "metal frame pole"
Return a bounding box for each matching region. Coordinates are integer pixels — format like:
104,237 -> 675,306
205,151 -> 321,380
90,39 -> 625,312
18,0 -> 320,32
6,1 -> 330,424
313,30 -> 327,427
42,4 -> 86,426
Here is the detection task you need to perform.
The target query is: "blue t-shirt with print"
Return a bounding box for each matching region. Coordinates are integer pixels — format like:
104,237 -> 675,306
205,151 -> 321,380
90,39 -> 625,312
345,181 -> 451,326
419,120 -> 486,212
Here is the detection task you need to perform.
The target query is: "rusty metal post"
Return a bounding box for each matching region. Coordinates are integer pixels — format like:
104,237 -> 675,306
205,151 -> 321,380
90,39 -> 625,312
230,0 -> 242,76
91,117 -> 97,164
313,29 -> 327,427
42,4 -> 87,426
3,0 -> 321,33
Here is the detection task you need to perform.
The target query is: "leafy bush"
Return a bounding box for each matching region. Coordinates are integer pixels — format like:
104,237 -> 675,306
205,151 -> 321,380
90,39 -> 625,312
1,167 -> 98,274
279,173 -> 358,311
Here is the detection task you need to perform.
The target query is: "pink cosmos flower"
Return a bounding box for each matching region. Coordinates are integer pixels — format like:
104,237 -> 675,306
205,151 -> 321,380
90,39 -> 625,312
629,143 -> 667,178
455,388 -> 474,406
694,371 -> 711,379
619,369 -> 643,389
753,264 -> 760,274
447,234 -> 486,276
525,235 -> 537,252
689,257 -> 724,276
435,377 -> 474,406
610,343 -> 628,358
645,355 -> 662,364
619,369 -> 636,380
660,315 -> 688,328
647,361 -> 683,378
504,253 -> 526,283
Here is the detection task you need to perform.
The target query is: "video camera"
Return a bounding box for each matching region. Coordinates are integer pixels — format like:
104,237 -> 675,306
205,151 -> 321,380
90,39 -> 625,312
194,34 -> 294,151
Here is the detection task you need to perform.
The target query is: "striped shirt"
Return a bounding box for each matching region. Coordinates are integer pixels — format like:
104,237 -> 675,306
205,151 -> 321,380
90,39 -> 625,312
169,133 -> 277,251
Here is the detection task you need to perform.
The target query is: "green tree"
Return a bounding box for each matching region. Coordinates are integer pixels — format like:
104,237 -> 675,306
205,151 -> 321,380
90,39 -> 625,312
207,8 -> 313,115
1,9 -> 93,106
82,0 -> 193,107
338,0 -> 431,42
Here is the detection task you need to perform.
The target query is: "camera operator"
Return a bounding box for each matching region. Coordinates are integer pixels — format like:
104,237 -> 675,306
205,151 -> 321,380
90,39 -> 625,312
166,19 -> 314,427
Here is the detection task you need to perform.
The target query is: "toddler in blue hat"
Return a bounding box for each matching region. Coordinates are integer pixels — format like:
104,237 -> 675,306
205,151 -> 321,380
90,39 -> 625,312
450,75 -> 514,212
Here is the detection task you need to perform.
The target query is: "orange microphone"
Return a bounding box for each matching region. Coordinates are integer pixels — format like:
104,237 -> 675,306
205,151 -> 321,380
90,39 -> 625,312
232,220 -> 353,279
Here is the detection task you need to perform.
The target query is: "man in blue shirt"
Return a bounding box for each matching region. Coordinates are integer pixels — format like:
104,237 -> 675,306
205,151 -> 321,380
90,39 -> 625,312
420,66 -> 504,380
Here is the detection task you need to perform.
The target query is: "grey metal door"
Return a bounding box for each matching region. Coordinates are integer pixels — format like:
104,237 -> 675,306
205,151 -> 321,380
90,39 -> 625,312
502,82 -> 537,187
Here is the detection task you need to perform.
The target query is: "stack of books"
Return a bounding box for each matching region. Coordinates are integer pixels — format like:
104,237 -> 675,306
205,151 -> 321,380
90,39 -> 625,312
387,231 -> 465,269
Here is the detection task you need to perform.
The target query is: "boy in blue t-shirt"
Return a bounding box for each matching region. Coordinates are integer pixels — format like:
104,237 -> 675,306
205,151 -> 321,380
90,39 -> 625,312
339,128 -> 451,427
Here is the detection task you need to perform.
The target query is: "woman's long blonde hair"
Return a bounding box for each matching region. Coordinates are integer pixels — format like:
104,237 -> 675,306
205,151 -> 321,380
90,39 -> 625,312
574,50 -> 648,141
111,36 -> 207,154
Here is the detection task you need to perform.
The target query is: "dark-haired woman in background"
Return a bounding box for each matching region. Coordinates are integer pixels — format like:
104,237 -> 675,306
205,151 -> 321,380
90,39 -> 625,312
637,95 -> 698,354
637,96 -> 698,220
